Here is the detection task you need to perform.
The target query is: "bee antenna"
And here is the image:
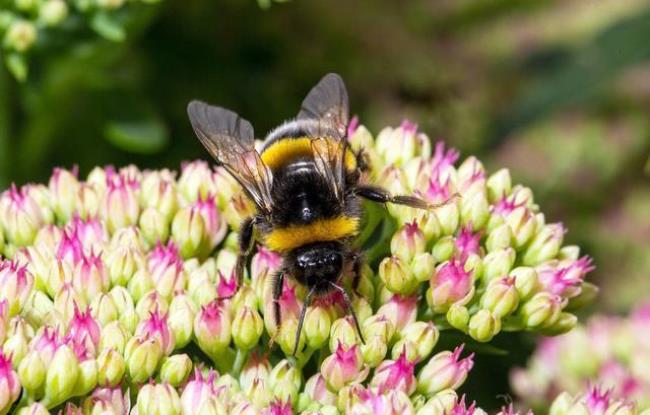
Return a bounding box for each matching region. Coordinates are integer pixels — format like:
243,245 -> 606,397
293,285 -> 317,356
329,282 -> 366,345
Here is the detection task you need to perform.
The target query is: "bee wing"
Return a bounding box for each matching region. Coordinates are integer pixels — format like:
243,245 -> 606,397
297,73 -> 349,140
187,100 -> 274,215
310,137 -> 346,202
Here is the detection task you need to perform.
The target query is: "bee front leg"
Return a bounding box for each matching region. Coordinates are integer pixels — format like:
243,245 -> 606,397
355,185 -> 458,210
348,251 -> 363,296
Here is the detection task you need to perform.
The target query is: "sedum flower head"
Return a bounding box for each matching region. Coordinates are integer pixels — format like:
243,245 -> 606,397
0,120 -> 601,412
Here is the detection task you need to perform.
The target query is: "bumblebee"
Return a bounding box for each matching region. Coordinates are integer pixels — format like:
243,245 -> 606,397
188,73 -> 450,354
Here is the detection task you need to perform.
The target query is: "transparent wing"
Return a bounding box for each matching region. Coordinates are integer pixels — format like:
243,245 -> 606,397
297,73 -> 349,140
187,100 -> 273,214
311,137 -> 346,202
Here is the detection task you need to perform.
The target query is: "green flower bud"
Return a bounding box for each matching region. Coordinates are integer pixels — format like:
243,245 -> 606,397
231,285 -> 258,312
89,293 -> 118,327
541,312 -> 578,336
413,211 -> 441,243
269,359 -> 302,393
99,321 -> 129,354
361,335 -> 388,368
522,223 -> 565,266
412,252 -> 435,283
482,248 -> 516,282
23,290 -> 54,329
566,282 -> 599,310
519,292 -> 563,329
128,269 -> 154,304
232,306 -> 264,350
416,389 -> 458,415
459,190 -> 490,231
468,309 -> 501,342
480,277 -> 519,318
124,336 -> 162,383
136,383 -> 182,415
15,403 -> 49,415
135,291 -> 169,321
416,346 -> 474,397
446,304 -> 470,332
18,351 -> 45,398
42,344 -> 80,408
485,223 -> 512,252
168,294 -> 196,349
106,246 -> 144,287
486,169 -> 512,203
329,317 -> 361,352
171,206 -> 206,259
510,267 -> 540,301
304,306 -> 331,349
72,358 -> 97,398
505,206 -> 537,249
96,348 -> 125,387
432,236 -> 455,263
379,255 -> 418,295
159,354 -> 192,387
194,300 -> 231,358
139,207 -> 170,246
549,392 -> 573,415
362,314 -> 395,344
435,203 -> 460,236
277,318 -> 304,356
392,321 -> 439,362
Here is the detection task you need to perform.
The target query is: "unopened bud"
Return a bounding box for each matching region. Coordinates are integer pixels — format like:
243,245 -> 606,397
159,354 -> 192,387
468,309 -> 501,342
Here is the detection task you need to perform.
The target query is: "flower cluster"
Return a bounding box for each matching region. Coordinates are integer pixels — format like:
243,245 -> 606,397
512,303 -> 650,411
0,0 -> 161,80
0,121 -> 597,413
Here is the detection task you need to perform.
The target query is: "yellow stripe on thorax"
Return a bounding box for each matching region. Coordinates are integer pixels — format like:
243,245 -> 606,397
261,137 -> 357,171
264,216 -> 359,253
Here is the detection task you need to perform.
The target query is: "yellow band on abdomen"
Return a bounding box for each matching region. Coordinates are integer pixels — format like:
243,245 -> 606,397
261,137 -> 357,171
264,216 -> 359,253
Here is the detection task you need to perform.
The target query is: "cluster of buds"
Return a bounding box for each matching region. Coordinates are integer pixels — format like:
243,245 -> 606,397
354,121 -> 597,343
0,121 -> 602,412
0,0 -> 162,80
512,303 -> 650,411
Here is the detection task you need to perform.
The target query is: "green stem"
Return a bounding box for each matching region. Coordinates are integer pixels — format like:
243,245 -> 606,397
296,346 -> 316,369
231,348 -> 249,377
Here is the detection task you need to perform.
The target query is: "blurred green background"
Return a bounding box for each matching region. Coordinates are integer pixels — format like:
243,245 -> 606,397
1,0 -> 649,408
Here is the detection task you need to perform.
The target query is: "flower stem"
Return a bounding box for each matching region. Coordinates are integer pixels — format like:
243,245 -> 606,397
231,348 -> 249,377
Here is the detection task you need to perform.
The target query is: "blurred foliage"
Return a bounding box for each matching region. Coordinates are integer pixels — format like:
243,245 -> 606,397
1,0 -> 650,409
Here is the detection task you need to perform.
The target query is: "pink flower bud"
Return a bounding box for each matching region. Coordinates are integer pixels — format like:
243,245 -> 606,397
371,351 -> 417,395
67,215 -> 108,253
377,294 -> 417,333
56,230 -> 84,266
0,259 -> 34,316
85,387 -> 131,415
136,382 -> 182,415
140,170 -> 179,221
136,308 -> 175,355
0,351 -> 21,413
178,160 -> 216,203
240,351 -> 271,391
417,345 -> 474,396
320,342 -> 367,391
195,194 -> 227,255
102,173 -> 141,234
304,373 -> 336,406
390,221 -> 426,263
0,184 -> 46,246
455,225 -> 481,262
194,300 -> 231,358
180,368 -> 218,414
261,400 -> 293,415
264,279 -> 301,335
67,304 -> 101,353
171,205 -> 206,259
522,223 -> 565,266
428,259 -> 474,313
349,387 -> 415,415
49,167 -> 80,222
148,241 -> 185,299
73,251 -> 109,303
251,246 -> 282,282
537,256 -> 594,298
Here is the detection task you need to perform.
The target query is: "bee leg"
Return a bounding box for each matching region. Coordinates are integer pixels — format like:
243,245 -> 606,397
293,286 -> 317,356
354,149 -> 371,173
235,216 -> 258,287
355,185 -> 459,210
268,269 -> 285,349
349,252 -> 364,297
330,282 -> 366,344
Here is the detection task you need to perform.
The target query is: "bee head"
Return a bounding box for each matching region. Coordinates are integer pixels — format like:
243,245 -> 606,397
289,241 -> 344,289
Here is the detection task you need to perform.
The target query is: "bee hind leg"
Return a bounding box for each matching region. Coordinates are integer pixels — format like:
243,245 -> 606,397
355,185 -> 459,210
268,269 -> 284,349
235,216 -> 259,287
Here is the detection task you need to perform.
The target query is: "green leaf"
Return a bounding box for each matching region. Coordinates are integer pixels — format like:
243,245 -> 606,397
90,12 -> 126,42
104,117 -> 169,154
